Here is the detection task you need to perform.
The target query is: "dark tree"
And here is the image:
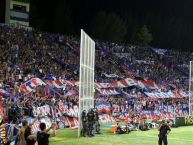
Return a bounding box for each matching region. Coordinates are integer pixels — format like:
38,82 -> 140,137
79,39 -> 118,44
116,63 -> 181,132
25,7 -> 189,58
90,11 -> 127,42
132,25 -> 153,46
28,0 -> 193,51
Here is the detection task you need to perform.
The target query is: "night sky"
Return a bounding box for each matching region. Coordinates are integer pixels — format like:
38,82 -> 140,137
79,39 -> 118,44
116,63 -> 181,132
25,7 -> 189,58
30,0 -> 193,31
1,0 -> 193,50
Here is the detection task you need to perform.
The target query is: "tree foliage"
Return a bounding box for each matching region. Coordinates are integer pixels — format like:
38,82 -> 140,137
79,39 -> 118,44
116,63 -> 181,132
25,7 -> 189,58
91,11 -> 127,42
30,0 -> 193,51
132,25 -> 153,46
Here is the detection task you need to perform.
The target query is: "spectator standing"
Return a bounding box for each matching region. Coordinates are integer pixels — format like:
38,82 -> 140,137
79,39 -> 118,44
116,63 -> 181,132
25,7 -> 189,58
24,116 -> 39,145
37,122 -> 56,145
18,120 -> 28,145
24,125 -> 36,145
158,120 -> 171,145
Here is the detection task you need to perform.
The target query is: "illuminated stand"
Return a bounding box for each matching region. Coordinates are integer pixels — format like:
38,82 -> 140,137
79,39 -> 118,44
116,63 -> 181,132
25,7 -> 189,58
5,0 -> 30,26
78,30 -> 95,137
189,61 -> 193,116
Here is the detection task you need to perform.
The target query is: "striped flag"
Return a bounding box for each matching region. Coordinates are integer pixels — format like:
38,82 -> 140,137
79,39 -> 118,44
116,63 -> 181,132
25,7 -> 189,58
45,80 -> 66,89
20,78 -> 46,94
0,89 -> 11,97
25,117 -> 40,133
32,121 -> 40,133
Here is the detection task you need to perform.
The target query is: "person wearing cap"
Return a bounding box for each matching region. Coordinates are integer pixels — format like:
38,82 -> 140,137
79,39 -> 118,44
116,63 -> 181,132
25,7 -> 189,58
158,120 -> 171,145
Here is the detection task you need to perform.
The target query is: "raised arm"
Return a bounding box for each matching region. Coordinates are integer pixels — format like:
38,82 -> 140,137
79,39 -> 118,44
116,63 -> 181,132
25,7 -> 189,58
29,115 -> 39,126
46,123 -> 56,137
27,134 -> 36,140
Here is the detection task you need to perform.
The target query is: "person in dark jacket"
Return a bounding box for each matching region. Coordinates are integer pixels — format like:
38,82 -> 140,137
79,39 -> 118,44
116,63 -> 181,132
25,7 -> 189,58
158,120 -> 171,145
37,122 -> 56,145
24,126 -> 36,145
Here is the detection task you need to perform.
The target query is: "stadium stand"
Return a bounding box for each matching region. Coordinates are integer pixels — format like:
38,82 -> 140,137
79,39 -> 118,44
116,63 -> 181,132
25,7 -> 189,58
0,24 -> 190,135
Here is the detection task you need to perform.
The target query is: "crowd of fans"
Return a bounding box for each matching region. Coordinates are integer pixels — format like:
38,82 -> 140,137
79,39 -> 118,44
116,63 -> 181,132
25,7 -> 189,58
0,23 -> 191,134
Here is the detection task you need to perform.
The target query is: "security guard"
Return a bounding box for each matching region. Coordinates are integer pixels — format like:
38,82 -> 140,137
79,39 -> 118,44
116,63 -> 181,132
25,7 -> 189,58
158,120 -> 171,145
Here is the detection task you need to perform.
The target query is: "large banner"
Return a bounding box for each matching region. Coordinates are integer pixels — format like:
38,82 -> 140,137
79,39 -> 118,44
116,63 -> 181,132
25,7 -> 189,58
18,77 -> 188,98
95,78 -> 157,89
32,103 -> 79,118
63,78 -> 158,90
32,102 -> 79,130
145,91 -> 188,98
20,78 -> 46,94
96,88 -> 120,96
45,80 -> 66,89
95,102 -> 111,114
32,102 -> 118,129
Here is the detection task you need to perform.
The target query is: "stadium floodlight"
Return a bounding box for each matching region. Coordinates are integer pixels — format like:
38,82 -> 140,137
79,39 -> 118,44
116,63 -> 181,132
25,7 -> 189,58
78,29 -> 95,137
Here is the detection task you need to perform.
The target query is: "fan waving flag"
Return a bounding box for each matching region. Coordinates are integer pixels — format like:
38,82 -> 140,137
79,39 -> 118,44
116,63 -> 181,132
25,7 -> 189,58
45,80 -> 66,89
0,89 -> 11,97
20,78 -> 46,94
64,89 -> 77,96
